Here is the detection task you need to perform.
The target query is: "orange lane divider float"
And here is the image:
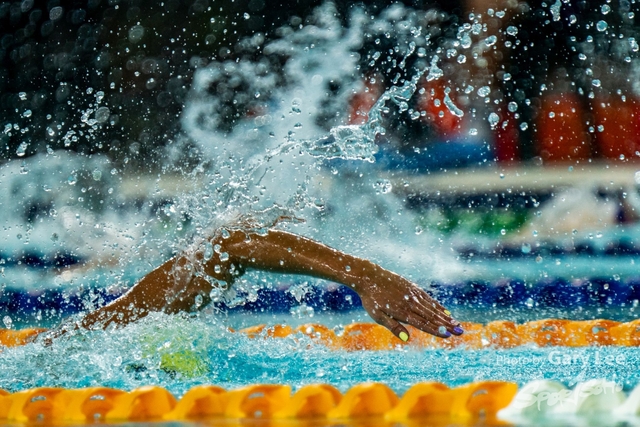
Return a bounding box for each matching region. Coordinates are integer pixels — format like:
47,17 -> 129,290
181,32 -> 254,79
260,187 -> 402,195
241,319 -> 639,349
0,382 -> 517,423
0,328 -> 47,348
2,319 -> 640,350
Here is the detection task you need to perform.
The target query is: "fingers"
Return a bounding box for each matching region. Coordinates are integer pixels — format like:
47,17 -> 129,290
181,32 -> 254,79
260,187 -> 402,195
358,275 -> 463,339
407,287 -> 462,335
410,301 -> 461,335
366,305 -> 411,341
363,297 -> 455,341
402,311 -> 453,338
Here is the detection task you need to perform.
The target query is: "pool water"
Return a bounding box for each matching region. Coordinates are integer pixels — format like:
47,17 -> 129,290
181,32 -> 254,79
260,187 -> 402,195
2,2 -> 640,425
1,310 -> 638,399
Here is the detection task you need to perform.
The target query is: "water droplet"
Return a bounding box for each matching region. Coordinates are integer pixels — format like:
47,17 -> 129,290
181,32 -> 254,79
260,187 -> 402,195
18,92 -> 27,101
477,86 -> 491,97
438,326 -> 447,335
204,242 -> 213,261
443,91 -> 464,118
488,112 -> 500,129
484,35 -> 498,47
49,6 -> 63,21
596,20 -> 608,32
469,128 -> 478,136
345,265 -> 351,272
128,25 -> 145,43
502,73 -> 512,81
95,106 -> 110,124
592,79 -> 602,87
426,56 -> 443,81
415,225 -> 423,235
15,141 -> 28,157
457,54 -> 466,64
532,230 -> 538,237
525,298 -> 534,308
508,101 -> 518,112
373,179 -> 393,194
220,252 -> 229,262
460,34 -> 472,49
92,169 -> 102,181
521,243 -> 531,254
506,26 -> 518,36
500,229 -> 506,236
520,122 -> 529,131
601,4 -> 611,14
550,0 -> 562,21
194,294 -> 204,308
3,316 -> 12,329
244,12 -> 250,19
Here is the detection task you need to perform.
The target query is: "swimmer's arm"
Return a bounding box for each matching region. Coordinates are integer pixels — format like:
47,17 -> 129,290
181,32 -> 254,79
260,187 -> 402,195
46,255 -> 209,339
212,229 -> 461,340
54,228 -> 460,340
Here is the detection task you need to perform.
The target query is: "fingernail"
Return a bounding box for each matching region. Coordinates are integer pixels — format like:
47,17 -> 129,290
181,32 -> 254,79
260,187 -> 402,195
399,331 -> 409,342
454,326 -> 464,334
444,309 -> 451,316
443,331 -> 451,338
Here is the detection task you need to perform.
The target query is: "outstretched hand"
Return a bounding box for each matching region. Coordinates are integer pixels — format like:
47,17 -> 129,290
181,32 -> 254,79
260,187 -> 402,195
348,265 -> 462,341
212,228 -> 462,341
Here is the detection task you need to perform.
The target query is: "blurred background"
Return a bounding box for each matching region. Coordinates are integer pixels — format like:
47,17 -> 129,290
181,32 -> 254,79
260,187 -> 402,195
3,0 -> 640,167
3,0 -> 640,325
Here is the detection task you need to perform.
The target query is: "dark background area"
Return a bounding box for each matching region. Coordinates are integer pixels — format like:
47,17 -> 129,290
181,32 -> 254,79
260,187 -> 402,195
1,0 -> 637,170
0,0 -> 464,171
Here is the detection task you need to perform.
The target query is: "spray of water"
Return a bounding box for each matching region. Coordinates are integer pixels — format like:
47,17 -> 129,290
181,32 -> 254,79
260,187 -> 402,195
5,0 -> 640,393
174,4 -> 479,292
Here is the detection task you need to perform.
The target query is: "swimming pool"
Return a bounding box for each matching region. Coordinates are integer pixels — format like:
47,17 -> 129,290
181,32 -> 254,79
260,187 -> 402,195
3,1 -> 640,425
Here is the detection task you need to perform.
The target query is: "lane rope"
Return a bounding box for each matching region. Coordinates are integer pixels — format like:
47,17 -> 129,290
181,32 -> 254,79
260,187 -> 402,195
1,318 -> 639,350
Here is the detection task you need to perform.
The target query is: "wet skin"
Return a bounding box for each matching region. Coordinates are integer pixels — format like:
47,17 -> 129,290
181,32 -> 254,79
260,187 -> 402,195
48,227 -> 463,342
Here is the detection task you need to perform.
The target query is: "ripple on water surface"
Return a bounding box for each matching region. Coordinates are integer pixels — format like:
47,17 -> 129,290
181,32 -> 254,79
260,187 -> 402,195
1,313 -> 639,397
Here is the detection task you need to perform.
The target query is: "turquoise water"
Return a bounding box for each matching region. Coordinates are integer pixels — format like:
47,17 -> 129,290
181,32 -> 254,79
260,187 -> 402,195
1,311 -> 638,399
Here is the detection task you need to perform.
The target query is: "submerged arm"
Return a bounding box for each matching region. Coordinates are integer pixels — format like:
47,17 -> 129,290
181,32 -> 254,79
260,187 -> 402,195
54,228 -> 461,340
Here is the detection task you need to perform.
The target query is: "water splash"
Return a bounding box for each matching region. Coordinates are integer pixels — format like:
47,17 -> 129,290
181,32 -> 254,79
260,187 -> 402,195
1,312 -> 640,395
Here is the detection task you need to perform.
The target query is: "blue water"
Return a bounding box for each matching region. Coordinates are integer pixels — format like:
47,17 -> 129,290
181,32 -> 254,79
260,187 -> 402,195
1,310 -> 638,400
